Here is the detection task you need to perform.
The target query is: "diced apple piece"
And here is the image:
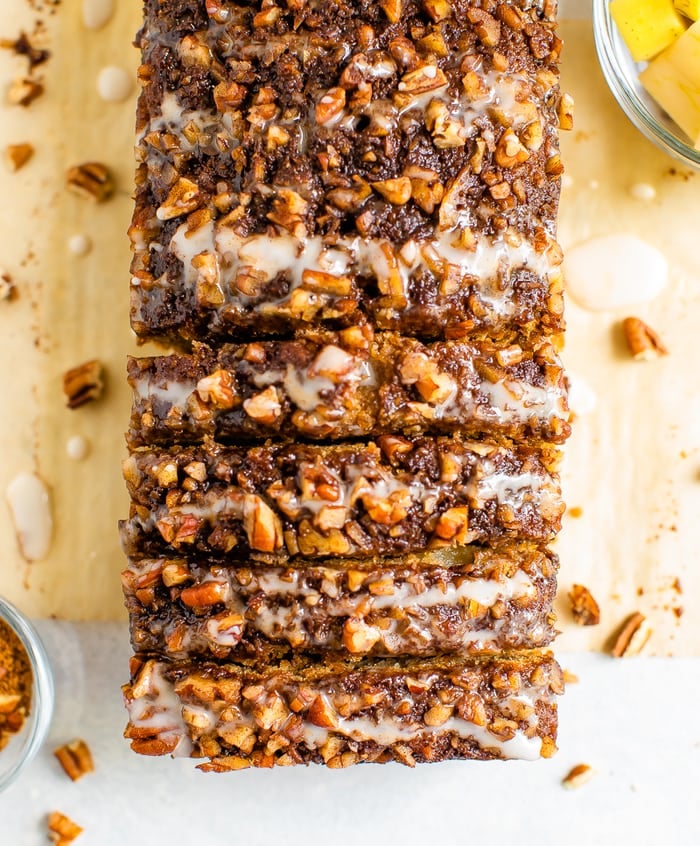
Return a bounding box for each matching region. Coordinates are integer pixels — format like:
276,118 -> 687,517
610,0 -> 688,62
654,19 -> 700,71
674,0 -> 700,21
640,24 -> 700,148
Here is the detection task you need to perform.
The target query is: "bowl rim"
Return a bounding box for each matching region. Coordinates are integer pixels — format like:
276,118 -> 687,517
592,0 -> 700,169
0,596 -> 55,793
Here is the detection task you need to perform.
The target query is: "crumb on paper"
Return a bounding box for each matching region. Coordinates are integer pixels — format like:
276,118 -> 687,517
562,669 -> 579,685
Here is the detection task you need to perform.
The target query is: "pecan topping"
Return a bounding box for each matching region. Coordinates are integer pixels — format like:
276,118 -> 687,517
315,87 -> 346,124
62,359 -> 104,409
157,177 -> 202,220
398,64 -> 448,96
557,92 -> 575,130
372,176 -> 412,205
423,704 -> 453,726
495,129 -> 530,168
342,618 -> 380,653
622,317 -> 668,361
243,386 -> 283,425
243,494 -> 284,553
196,370 -> 237,409
568,584 -> 600,626
379,0 -> 403,23
308,695 -> 339,729
467,9 -> 501,47
53,739 -> 95,781
181,580 -> 230,608
423,0 -> 452,22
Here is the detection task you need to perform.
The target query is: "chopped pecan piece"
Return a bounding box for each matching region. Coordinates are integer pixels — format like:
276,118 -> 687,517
562,763 -> 594,789
568,584 -> 600,627
495,129 -> 530,168
0,31 -> 50,69
7,76 -> 44,106
53,739 -> 95,781
157,177 -> 202,220
47,811 -> 83,843
5,142 -> 34,172
0,270 -> 16,301
622,317 -> 668,361
62,359 -> 104,409
611,612 -> 652,658
372,176 -> 412,205
315,87 -> 346,124
196,370 -> 236,409
557,92 -> 575,130
66,162 -> 114,202
398,64 -> 448,96
467,9 -> 501,47
243,494 -> 283,553
423,0 -> 452,21
380,0 -> 403,23
243,386 -> 283,425
423,704 -> 453,726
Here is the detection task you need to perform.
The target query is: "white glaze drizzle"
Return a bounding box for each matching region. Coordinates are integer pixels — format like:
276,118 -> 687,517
126,665 -> 546,762
255,566 -> 534,610
96,66 -> 133,103
127,662 -> 192,757
82,0 -> 115,30
169,221 -> 558,319
5,472 -> 53,562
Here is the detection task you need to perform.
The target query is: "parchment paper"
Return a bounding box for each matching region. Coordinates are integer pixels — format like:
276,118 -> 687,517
0,2 -> 697,654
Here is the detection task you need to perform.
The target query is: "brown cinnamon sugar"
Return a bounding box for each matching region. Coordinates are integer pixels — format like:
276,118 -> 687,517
0,618 -> 33,750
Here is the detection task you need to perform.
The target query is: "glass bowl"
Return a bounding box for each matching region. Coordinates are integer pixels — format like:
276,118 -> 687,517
593,0 -> 700,169
0,597 -> 54,793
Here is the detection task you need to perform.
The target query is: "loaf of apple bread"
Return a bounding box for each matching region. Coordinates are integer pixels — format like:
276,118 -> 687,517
122,0 -> 568,769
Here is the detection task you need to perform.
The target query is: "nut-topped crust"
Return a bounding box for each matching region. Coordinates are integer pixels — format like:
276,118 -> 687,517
130,0 -> 564,344
121,437 -> 563,561
127,331 -> 570,446
123,544 -> 558,660
123,650 -> 562,767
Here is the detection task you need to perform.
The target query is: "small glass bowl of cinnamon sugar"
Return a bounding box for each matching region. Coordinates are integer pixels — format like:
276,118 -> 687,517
0,596 -> 54,793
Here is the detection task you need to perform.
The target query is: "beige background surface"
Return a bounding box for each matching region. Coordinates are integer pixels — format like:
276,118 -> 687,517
0,5 -> 697,654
